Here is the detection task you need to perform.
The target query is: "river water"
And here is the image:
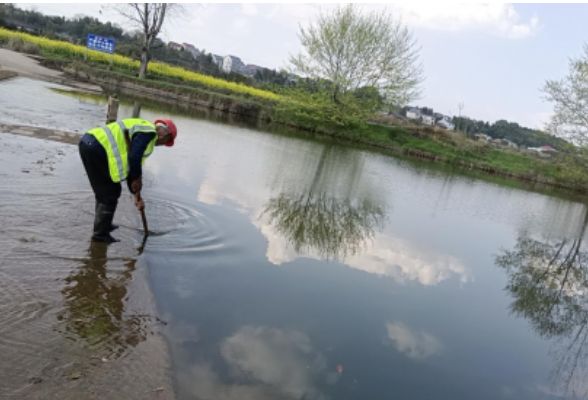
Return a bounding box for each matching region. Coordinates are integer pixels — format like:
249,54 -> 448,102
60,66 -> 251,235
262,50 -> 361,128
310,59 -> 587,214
2,78 -> 588,400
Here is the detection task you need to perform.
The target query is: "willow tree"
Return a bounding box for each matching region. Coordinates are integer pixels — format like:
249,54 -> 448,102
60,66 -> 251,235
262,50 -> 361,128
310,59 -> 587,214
544,45 -> 588,147
495,211 -> 588,396
289,4 -> 423,108
261,145 -> 386,260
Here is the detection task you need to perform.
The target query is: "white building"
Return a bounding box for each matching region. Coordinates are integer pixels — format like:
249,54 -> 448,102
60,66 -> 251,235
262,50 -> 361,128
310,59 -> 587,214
168,41 -> 183,51
437,118 -> 455,131
222,55 -> 245,74
421,114 -> 435,126
212,54 -> 224,67
243,64 -> 264,77
473,133 -> 491,141
182,43 -> 200,59
406,108 -> 421,120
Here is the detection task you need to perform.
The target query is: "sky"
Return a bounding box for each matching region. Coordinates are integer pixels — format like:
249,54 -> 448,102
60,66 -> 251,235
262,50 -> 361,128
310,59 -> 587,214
18,3 -> 588,129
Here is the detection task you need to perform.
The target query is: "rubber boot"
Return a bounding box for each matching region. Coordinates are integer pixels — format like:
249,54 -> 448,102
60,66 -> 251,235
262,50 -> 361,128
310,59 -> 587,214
95,202 -> 118,232
92,203 -> 120,243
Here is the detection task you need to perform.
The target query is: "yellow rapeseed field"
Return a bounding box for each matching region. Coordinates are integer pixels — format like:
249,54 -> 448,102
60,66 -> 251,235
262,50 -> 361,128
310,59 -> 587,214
0,28 -> 281,102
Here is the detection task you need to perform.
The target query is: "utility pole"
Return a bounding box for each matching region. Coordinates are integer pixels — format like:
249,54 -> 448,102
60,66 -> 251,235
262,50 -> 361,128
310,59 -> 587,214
458,102 -> 464,117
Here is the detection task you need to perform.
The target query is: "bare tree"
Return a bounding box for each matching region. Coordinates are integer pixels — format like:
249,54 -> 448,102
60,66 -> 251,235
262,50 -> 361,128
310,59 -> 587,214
458,102 -> 465,117
112,4 -> 184,79
289,4 -> 424,108
543,45 -> 588,147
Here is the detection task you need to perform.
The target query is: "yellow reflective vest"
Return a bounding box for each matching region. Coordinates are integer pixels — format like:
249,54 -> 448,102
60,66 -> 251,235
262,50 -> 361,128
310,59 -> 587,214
88,118 -> 157,183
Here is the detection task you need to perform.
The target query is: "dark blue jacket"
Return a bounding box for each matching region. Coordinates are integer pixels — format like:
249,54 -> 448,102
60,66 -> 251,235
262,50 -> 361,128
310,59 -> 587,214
127,132 -> 156,192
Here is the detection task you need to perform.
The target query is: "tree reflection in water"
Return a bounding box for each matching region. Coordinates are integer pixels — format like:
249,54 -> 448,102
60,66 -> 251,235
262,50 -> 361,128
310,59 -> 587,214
263,193 -> 385,260
496,213 -> 588,397
262,145 -> 386,260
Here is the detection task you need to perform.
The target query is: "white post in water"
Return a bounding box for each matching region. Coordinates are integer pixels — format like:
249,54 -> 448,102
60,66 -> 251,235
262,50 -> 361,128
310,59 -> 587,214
106,96 -> 119,124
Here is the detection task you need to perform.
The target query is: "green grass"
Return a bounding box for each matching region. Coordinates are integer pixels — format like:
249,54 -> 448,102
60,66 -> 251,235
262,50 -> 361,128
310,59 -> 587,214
360,124 -> 571,185
481,150 -> 541,174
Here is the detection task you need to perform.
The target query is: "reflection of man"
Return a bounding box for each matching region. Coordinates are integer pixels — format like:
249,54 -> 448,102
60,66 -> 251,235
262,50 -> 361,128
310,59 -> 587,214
79,118 -> 177,243
62,241 -> 145,352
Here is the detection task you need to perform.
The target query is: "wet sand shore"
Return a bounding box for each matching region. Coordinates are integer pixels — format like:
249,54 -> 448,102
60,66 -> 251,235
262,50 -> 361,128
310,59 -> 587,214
0,48 -> 102,92
0,132 -> 174,399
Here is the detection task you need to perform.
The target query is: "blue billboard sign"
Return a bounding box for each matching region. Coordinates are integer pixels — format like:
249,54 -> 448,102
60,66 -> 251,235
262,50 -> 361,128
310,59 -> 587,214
86,34 -> 115,55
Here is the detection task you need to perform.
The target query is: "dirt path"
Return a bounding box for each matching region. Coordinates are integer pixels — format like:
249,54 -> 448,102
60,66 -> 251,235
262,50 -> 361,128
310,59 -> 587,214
0,48 -> 102,93
0,48 -> 62,80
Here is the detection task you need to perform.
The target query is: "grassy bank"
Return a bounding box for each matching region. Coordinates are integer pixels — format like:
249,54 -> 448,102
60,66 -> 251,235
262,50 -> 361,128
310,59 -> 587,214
1,28 -> 586,192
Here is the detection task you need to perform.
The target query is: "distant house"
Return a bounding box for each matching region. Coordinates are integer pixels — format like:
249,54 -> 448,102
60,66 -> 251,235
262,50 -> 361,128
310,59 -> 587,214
243,64 -> 264,77
430,112 -> 455,130
211,54 -> 224,66
285,75 -> 298,86
421,114 -> 435,126
168,41 -> 183,51
405,107 -> 421,120
223,55 -> 245,74
473,133 -> 491,142
528,145 -> 558,154
182,43 -> 200,59
540,145 -> 557,153
436,118 -> 455,130
404,106 -> 453,128
392,111 -> 407,120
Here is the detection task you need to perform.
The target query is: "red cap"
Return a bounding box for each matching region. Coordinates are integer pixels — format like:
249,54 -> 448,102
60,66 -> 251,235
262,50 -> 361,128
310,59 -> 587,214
154,119 -> 177,147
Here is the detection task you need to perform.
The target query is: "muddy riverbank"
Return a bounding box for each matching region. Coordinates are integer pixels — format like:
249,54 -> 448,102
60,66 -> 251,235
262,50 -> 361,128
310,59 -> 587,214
0,48 -> 102,92
0,69 -> 17,81
0,132 -> 174,399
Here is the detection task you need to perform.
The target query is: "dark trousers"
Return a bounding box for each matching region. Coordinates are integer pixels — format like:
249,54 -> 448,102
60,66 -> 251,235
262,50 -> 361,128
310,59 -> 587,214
79,134 -> 121,208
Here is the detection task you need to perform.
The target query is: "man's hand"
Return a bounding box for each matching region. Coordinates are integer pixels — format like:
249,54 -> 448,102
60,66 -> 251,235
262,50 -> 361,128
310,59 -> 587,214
135,197 -> 145,211
131,177 -> 143,194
